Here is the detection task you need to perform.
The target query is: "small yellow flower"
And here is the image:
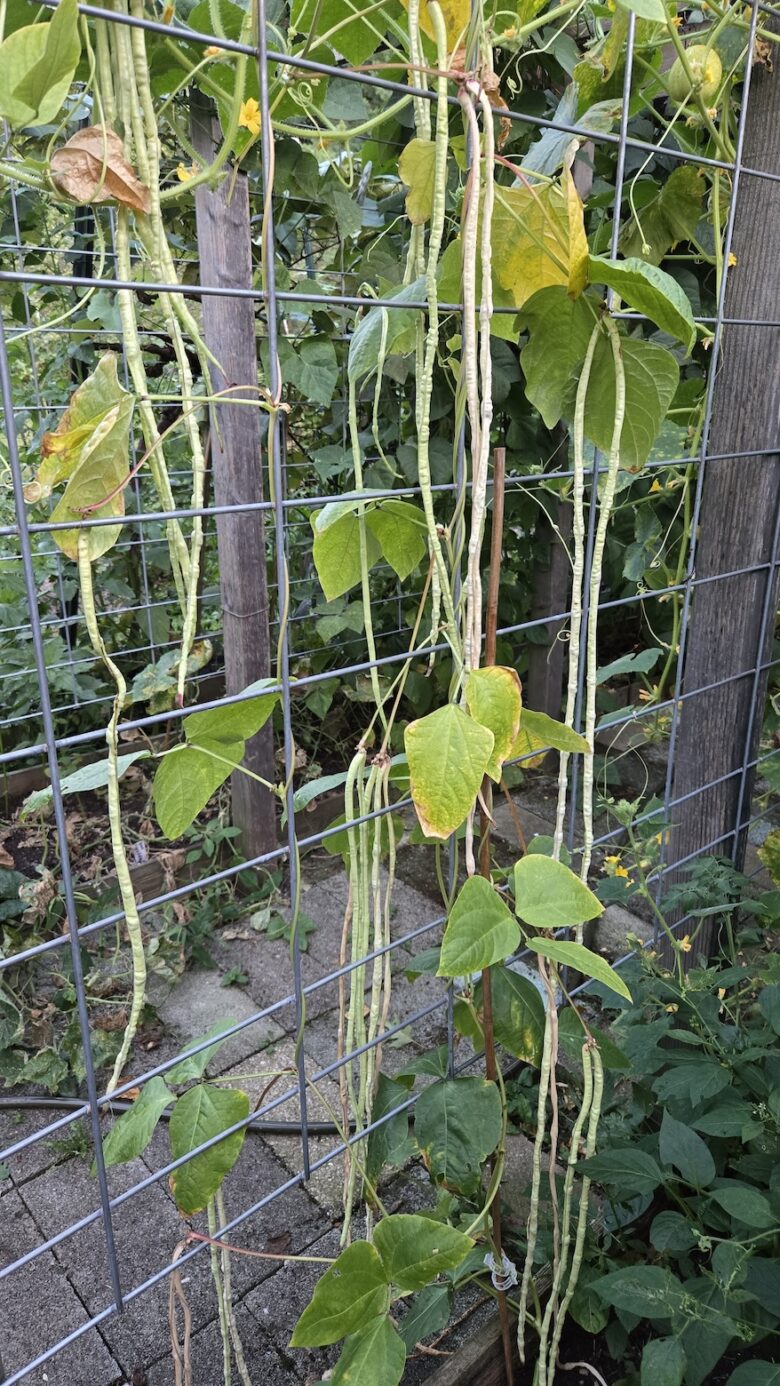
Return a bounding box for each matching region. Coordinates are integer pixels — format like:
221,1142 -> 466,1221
670,14 -> 682,24
604,855 -> 620,866
176,163 -> 198,182
615,865 -> 630,879
502,24 -> 517,37
204,44 -> 224,57
665,1003 -> 679,1013
650,479 -> 663,493
680,935 -> 693,953
728,251 -> 737,267
717,987 -> 726,1000
239,98 -> 261,137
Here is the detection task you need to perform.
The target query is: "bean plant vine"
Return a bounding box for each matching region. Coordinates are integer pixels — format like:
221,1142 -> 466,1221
0,0 -> 764,1377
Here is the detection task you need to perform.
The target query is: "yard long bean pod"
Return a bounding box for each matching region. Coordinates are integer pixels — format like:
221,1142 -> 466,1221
579,319 -> 626,898
414,0 -> 462,675
537,1039 -> 594,1386
77,533 -> 146,1096
547,1046 -> 604,1376
341,746 -> 369,1241
215,1188 -> 252,1386
552,321 -> 601,861
516,956 -> 556,1360
207,1197 -> 233,1386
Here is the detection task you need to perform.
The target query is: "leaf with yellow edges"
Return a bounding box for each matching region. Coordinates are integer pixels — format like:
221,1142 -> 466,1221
509,708 -> 589,769
405,705 -> 494,840
399,0 -> 469,50
465,666 -> 522,782
491,166 -> 588,310
398,138 -> 436,225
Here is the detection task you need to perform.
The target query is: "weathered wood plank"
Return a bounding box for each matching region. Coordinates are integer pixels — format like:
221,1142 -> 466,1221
191,104 -> 277,861
667,42 -> 780,954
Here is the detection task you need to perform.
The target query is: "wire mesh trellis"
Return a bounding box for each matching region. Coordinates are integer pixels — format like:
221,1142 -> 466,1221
0,0 -> 779,1382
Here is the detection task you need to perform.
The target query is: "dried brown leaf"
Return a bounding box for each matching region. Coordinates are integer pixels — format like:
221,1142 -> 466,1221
50,126 -> 151,214
0,842 -> 14,869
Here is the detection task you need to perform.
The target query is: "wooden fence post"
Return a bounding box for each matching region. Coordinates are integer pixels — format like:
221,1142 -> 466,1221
191,104 -> 277,861
666,46 -> 780,936
525,497 -> 571,721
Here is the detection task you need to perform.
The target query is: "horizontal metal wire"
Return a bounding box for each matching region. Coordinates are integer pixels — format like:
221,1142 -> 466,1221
3,549 -> 778,770
27,0 -> 780,185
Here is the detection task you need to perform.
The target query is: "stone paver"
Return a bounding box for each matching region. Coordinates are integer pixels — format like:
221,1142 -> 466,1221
145,1304 -> 302,1386
242,1225 -> 342,1384
0,1105 -> 66,1188
592,901 -> 653,957
1,1189 -> 123,1385
152,967 -> 286,1075
17,1153 -> 216,1376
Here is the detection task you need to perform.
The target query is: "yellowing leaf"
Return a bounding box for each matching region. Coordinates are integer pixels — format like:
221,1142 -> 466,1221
491,171 -> 588,311
510,708 -> 590,768
29,354 -> 134,562
27,354 -> 127,502
50,126 -> 151,214
400,0 -> 469,49
565,164 -> 589,298
398,138 -> 437,225
465,666 -> 522,782
405,704 -> 494,840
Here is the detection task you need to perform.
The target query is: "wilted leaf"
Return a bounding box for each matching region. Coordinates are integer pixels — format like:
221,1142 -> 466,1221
22,749 -> 151,819
27,354 -> 127,502
509,707 -> 589,765
51,126 -> 152,214
33,355 -> 135,562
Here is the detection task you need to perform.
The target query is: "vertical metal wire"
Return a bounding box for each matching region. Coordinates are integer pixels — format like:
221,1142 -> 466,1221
7,180 -> 82,709
656,0 -> 763,908
731,489 -> 780,859
0,311 -> 125,1312
256,0 -> 311,1178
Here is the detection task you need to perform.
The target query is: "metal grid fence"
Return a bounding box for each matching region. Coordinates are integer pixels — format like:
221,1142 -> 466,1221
0,1 -> 779,1382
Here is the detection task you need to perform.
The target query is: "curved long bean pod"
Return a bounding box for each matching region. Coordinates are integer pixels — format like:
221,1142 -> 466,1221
77,534 -> 146,1096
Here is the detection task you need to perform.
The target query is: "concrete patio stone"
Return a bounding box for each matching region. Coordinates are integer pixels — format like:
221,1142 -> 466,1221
1,1189 -> 123,1385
